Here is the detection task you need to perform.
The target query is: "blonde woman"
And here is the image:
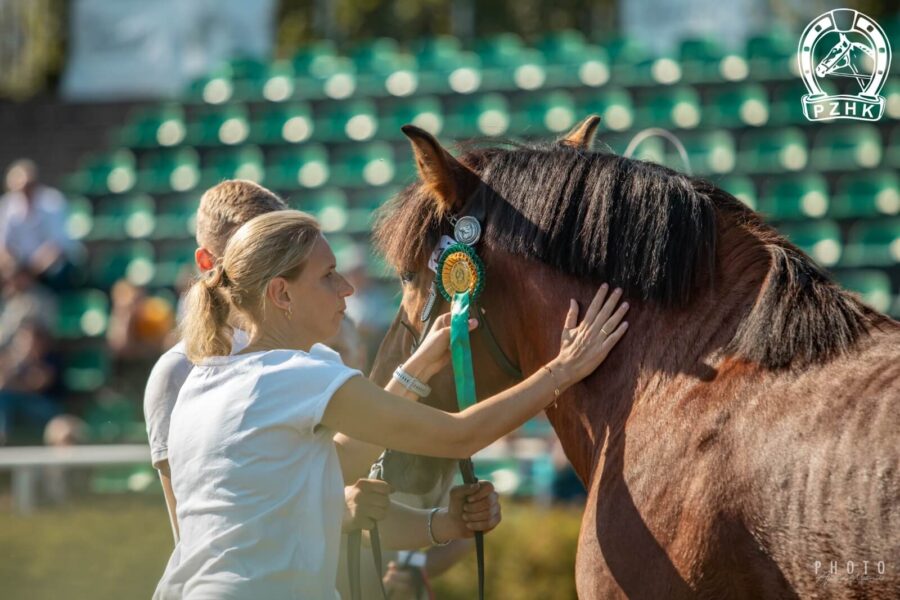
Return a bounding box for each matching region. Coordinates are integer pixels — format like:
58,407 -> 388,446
155,210 -> 629,598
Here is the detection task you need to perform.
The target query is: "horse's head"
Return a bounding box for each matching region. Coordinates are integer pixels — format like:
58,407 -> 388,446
815,33 -> 851,78
370,117 -> 602,493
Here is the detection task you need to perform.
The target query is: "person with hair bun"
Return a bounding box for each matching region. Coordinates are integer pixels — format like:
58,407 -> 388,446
154,209 -> 629,599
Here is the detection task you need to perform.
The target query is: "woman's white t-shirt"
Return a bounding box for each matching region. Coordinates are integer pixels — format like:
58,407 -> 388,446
154,344 -> 361,600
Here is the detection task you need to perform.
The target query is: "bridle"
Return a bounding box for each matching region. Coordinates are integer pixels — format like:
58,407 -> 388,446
349,203 -> 522,600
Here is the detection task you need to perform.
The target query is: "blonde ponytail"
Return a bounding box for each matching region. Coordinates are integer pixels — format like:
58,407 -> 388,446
181,263 -> 234,364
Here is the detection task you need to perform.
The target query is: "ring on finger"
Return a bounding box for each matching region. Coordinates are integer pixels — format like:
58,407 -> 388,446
600,326 -> 612,336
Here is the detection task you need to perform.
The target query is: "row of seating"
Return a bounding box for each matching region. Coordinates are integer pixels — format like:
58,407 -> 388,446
181,27 -> 900,104
117,81 -> 900,151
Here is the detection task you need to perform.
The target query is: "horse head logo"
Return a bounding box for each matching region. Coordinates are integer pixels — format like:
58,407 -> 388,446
798,9 -> 891,122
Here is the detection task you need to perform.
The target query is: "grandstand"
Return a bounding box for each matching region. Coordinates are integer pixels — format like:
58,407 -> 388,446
7,22 -> 900,496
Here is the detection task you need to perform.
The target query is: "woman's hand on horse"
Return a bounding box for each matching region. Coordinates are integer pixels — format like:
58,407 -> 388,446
341,478 -> 392,532
552,284 -> 629,386
406,312 -> 478,380
435,481 -> 501,541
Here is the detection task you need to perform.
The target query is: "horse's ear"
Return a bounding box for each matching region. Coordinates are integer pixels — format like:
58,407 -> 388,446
401,124 -> 478,212
559,115 -> 602,149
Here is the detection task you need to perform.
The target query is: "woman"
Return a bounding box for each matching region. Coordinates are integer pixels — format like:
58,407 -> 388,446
155,210 -> 629,598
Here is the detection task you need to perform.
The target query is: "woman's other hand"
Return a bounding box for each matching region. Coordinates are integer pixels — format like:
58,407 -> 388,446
341,478 -> 392,532
432,481 -> 501,542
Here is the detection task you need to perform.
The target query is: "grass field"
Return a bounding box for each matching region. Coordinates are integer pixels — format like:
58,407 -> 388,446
1,490 -> 583,599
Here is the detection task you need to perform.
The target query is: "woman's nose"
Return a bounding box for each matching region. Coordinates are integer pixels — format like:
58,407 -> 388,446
340,275 -> 354,297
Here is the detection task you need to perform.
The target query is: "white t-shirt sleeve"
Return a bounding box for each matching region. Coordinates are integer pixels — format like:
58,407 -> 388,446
269,346 -> 362,436
143,347 -> 193,468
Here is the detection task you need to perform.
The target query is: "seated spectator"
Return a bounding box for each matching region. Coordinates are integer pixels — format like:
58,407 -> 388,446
0,265 -> 58,350
0,320 -> 63,445
0,159 -> 79,289
107,279 -> 174,360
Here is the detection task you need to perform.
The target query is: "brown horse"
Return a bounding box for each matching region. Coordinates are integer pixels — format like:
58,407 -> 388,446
368,117 -> 900,599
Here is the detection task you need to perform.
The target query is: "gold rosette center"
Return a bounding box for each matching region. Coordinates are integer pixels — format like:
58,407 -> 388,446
441,252 -> 479,295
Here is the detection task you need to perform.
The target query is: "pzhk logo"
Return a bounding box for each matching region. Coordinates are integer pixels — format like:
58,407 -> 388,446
798,9 -> 891,122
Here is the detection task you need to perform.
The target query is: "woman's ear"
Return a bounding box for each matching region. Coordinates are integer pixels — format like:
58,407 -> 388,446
195,247 -> 216,272
266,277 -> 292,312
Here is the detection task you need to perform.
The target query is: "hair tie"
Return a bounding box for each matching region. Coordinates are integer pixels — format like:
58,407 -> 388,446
205,262 -> 230,288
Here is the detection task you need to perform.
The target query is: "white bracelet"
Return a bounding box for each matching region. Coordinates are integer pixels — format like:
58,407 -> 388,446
427,507 -> 450,546
392,364 -> 431,398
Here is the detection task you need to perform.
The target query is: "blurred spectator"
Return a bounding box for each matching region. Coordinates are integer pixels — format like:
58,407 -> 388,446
107,279 -> 175,360
0,320 -> 63,445
340,244 -> 395,370
0,265 -> 58,350
0,159 -> 78,289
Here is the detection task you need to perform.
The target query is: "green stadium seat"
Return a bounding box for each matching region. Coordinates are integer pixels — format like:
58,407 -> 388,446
200,146 -> 265,187
510,90 -> 577,136
679,37 -> 738,83
62,346 -> 110,393
89,194 -> 156,240
330,142 -> 396,188
185,63 -> 238,105
745,29 -> 796,80
612,133 -> 666,165
152,240 -> 197,287
346,187 -> 401,233
249,102 -> 315,145
185,104 -> 251,147
717,175 -> 757,209
778,220 -> 842,267
413,35 -> 483,94
136,147 -> 200,193
379,96 -> 444,139
830,171 -> 900,219
153,196 -> 199,240
266,144 -> 330,190
292,42 -> 358,101
758,174 -> 829,220
315,99 -> 379,142
770,80 -> 837,125
536,30 -> 610,88
117,104 -> 186,148
445,93 -> 511,138
89,241 -> 155,288
738,127 -> 808,173
289,188 -> 349,233
883,79 -> 900,120
704,83 -> 769,127
66,150 -> 136,196
842,218 -> 900,267
811,124 -> 882,170
577,87 -> 634,132
889,125 -> 900,168
258,60 -> 299,103
834,269 -> 893,313
56,289 -> 109,339
351,38 -> 420,98
671,130 -> 735,175
600,37 -> 655,85
635,85 -> 701,129
475,33 -> 547,91
223,56 -> 270,101
65,195 -> 93,241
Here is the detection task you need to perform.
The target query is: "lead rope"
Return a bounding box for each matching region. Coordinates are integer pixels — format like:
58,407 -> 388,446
450,291 -> 485,600
347,457 -> 390,600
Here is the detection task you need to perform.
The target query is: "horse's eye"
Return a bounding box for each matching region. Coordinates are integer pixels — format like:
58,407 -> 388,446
400,271 -> 415,285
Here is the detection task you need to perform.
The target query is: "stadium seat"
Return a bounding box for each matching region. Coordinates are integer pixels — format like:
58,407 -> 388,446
679,37 -> 734,83
444,93 -> 511,138
830,171 -> 900,219
717,175 -> 757,209
257,60 -> 298,103
635,85 -> 701,129
842,218 -> 900,267
704,83 -> 770,127
510,90 -> 577,136
117,104 -> 186,148
670,129 -> 735,175
883,78 -> 900,120
55,289 -> 109,339
834,269 -> 893,313
413,35 -> 483,94
777,220 -> 842,267
266,144 -> 330,190
65,195 -> 94,241
88,241 -> 155,288
600,36 -> 655,85
576,87 -> 634,132
536,30 -> 610,88
200,146 -> 265,187
744,29 -> 796,80
136,147 -> 201,193
884,124 -> 900,168
66,150 -> 137,196
315,99 -> 379,142
351,38 -> 420,98
475,33 -> 547,91
89,194 -> 156,240
153,196 -> 199,240
62,346 -> 110,393
811,124 -> 882,171
379,96 -> 444,138
249,102 -> 315,145
289,188 -> 349,233
152,240 -> 197,287
738,127 -> 808,173
758,174 -> 829,221
185,63 -> 238,105
291,41 -> 357,100
330,142 -> 396,188
769,80 -> 837,125
185,104 -> 251,147
346,186 -> 401,233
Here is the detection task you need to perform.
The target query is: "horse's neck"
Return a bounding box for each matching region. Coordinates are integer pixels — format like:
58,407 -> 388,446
490,217 -> 772,484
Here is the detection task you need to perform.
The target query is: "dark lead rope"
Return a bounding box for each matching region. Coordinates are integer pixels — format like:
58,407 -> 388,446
348,457 -> 389,600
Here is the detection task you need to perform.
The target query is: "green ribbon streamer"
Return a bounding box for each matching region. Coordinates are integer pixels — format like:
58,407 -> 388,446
450,291 -> 477,411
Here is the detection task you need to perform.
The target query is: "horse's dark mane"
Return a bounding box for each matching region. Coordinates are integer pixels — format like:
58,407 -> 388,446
374,142 -> 880,369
